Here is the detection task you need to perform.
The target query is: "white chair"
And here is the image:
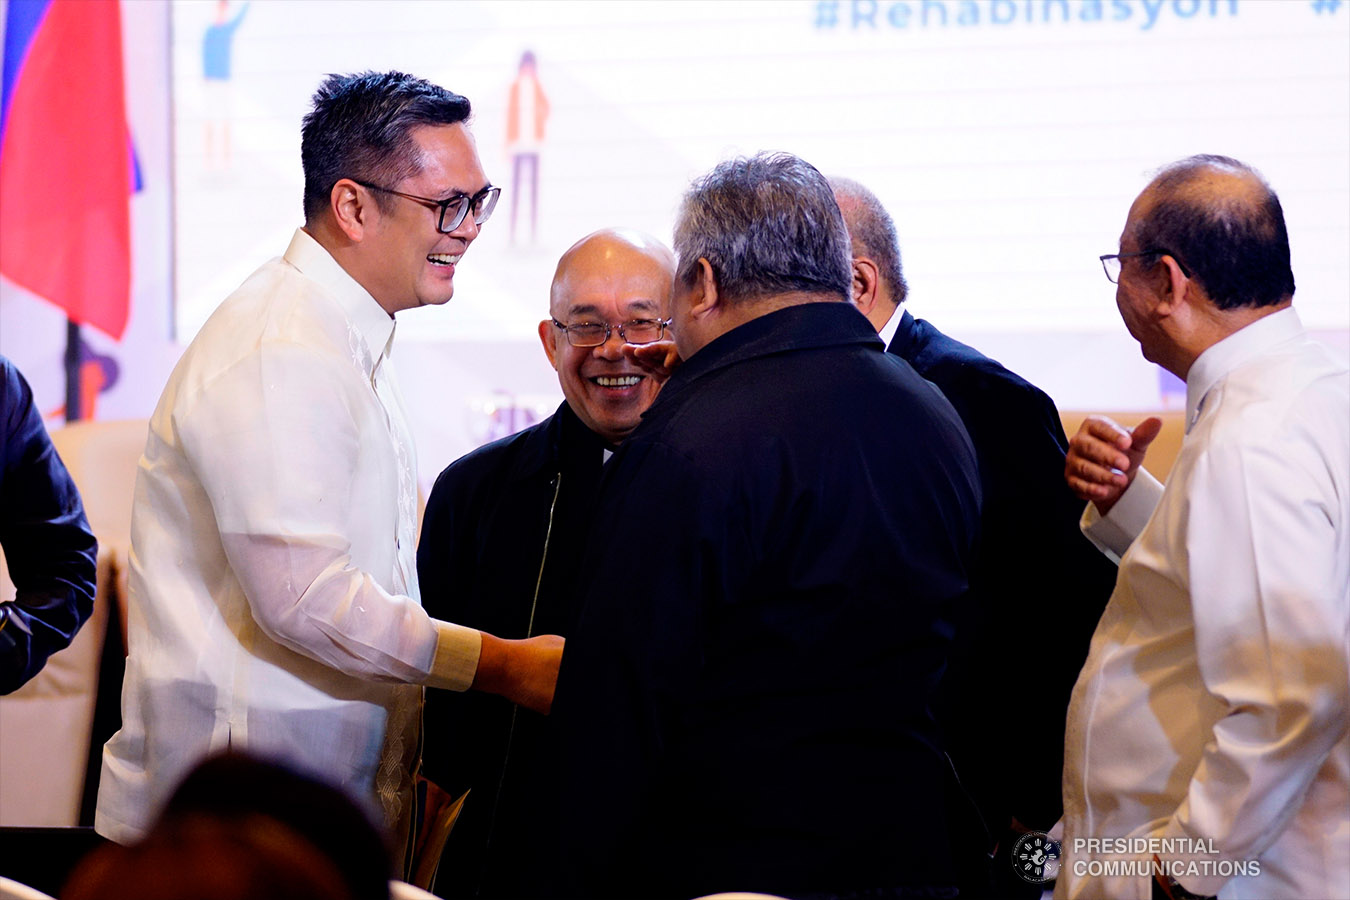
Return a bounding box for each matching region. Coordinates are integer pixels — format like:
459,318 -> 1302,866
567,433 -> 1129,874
0,875 -> 57,900
390,880 -> 443,900
0,419 -> 146,826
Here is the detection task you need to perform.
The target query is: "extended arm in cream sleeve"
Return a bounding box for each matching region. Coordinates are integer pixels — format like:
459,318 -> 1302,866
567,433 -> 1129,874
1080,468 -> 1164,563
178,342 -> 480,689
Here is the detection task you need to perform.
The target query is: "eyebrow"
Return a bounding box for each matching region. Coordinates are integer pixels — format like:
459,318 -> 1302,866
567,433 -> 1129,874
432,182 -> 492,202
566,300 -> 661,318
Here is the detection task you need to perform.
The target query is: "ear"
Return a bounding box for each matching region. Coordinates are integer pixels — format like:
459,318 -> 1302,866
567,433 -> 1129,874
850,257 -> 881,314
537,318 -> 560,370
330,178 -> 373,242
1153,254 -> 1191,320
686,258 -> 720,321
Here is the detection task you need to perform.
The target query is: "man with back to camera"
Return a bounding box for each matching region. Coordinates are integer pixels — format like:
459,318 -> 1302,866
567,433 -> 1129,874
830,177 -> 1118,896
417,228 -> 675,897
1058,155 -> 1349,900
95,71 -> 563,853
552,153 -> 983,899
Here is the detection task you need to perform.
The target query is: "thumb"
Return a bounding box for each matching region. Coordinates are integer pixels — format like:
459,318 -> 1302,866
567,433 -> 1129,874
631,343 -> 665,365
625,340 -> 681,374
1130,416 -> 1164,452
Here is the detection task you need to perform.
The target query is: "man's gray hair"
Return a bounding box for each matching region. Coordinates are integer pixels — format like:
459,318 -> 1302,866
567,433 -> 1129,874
673,153 -> 853,304
829,176 -> 908,305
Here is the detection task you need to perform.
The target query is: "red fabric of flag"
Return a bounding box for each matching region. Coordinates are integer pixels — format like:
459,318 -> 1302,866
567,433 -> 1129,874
0,0 -> 132,341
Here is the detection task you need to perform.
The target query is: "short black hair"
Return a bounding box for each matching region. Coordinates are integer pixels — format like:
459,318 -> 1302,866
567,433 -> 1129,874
301,71 -> 471,223
674,152 -> 853,304
1134,154 -> 1295,310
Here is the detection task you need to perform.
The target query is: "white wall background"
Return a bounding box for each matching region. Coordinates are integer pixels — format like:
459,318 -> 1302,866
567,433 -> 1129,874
2,0 -> 1347,493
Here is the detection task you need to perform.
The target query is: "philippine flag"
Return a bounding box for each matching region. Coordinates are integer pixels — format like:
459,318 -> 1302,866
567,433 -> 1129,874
0,0 -> 132,341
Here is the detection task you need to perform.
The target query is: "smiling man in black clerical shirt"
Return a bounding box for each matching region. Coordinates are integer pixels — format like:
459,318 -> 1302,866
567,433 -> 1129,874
418,228 -> 675,898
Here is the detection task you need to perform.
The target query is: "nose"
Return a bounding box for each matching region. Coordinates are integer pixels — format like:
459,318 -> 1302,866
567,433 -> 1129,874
449,212 -> 480,243
592,328 -> 625,360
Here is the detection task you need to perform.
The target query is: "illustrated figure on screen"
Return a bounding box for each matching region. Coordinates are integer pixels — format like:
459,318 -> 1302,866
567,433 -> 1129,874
1059,155 -> 1349,900
202,0 -> 249,169
418,228 -> 675,897
505,50 -> 549,244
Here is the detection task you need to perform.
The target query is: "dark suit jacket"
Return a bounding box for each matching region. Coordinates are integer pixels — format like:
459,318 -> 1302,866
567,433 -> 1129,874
888,311 -> 1116,836
418,402 -> 610,898
555,303 -> 982,899
0,355 -> 97,694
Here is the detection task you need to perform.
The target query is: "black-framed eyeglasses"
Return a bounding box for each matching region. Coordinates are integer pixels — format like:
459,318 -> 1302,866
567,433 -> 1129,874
1099,249 -> 1192,284
551,318 -> 672,347
354,180 -> 501,233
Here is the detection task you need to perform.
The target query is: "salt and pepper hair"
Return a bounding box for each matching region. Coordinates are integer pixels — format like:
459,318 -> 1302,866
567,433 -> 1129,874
673,152 -> 853,304
1134,154 -> 1295,310
301,71 -> 471,223
829,176 -> 909,306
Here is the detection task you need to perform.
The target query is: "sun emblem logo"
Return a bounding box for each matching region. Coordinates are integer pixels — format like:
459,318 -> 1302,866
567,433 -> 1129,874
1012,830 -> 1061,884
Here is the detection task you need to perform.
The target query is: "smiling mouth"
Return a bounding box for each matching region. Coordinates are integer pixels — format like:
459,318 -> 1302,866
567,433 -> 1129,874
427,253 -> 461,267
591,375 -> 643,388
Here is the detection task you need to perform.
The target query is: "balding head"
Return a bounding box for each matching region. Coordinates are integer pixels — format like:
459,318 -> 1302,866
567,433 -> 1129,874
1127,154 -> 1294,310
549,228 -> 675,318
540,228 -> 675,446
830,176 -> 908,308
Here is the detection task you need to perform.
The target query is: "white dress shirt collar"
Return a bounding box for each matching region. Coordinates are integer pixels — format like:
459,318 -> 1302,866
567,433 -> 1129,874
1184,305 -> 1303,432
877,303 -> 903,349
285,228 -> 396,378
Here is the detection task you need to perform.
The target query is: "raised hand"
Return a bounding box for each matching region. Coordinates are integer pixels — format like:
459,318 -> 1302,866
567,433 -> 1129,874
1065,415 -> 1162,515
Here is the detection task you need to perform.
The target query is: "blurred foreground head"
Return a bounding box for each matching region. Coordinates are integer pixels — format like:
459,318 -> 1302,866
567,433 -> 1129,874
64,753 -> 392,900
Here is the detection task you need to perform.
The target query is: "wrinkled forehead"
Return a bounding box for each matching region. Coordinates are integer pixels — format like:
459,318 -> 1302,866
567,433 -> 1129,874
551,250 -> 674,319
555,290 -> 666,322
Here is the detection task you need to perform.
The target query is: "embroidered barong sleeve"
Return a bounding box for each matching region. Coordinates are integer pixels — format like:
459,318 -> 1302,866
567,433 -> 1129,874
176,341 -> 479,689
